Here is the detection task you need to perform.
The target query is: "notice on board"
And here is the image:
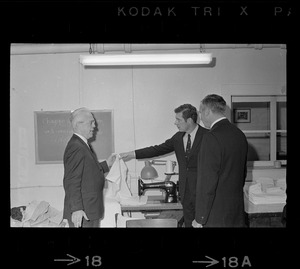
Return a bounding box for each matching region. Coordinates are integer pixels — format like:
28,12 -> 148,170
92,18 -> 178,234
34,110 -> 114,164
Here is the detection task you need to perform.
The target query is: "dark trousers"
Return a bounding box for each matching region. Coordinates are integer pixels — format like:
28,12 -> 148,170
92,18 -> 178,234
67,218 -> 100,228
182,180 -> 196,227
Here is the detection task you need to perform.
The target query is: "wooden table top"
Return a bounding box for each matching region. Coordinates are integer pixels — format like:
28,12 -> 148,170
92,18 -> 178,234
121,195 -> 183,211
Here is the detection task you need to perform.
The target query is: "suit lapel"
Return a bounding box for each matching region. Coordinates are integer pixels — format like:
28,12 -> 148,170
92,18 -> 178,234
179,132 -> 186,155
87,142 -> 103,168
73,134 -> 91,152
73,134 -> 101,167
88,143 -> 100,162
188,125 -> 202,156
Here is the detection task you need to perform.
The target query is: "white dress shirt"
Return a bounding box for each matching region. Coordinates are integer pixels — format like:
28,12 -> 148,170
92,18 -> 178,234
183,124 -> 199,150
74,133 -> 90,148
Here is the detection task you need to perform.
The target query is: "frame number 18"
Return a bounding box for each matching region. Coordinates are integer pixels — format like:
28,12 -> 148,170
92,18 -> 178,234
85,256 -> 102,267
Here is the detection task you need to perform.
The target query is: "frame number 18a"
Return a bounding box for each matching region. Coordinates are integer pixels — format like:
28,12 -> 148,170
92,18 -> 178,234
222,256 -> 251,267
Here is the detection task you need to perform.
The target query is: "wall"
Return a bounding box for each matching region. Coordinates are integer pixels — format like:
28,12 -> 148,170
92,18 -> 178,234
10,44 -> 287,209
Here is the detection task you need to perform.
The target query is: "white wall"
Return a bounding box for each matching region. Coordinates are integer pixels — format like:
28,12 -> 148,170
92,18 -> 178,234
10,45 -> 286,209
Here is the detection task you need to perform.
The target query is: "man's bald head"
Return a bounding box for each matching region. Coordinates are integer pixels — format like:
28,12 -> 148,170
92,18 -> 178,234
70,108 -> 95,139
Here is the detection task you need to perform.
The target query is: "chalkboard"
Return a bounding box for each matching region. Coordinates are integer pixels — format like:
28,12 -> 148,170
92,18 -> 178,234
34,110 -> 114,164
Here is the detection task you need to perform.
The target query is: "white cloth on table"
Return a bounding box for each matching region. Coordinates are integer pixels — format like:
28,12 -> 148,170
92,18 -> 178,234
244,177 -> 286,205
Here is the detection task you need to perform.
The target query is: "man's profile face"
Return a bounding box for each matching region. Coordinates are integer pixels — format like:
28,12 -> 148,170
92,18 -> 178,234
174,112 -> 189,132
77,113 -> 96,139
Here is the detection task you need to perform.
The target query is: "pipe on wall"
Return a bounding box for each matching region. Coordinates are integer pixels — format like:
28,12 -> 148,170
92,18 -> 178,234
11,43 -> 286,55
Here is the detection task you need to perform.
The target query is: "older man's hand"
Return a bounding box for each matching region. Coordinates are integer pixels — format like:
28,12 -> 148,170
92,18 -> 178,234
72,210 -> 89,227
106,153 -> 118,167
192,219 -> 203,228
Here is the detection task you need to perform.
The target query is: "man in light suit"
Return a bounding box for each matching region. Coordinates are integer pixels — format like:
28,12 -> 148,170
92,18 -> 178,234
193,94 -> 248,227
63,108 -> 115,228
120,104 -> 208,227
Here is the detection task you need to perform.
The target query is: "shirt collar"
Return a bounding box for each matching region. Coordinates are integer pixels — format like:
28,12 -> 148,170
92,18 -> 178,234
185,124 -> 199,139
210,117 -> 227,129
74,133 -> 89,146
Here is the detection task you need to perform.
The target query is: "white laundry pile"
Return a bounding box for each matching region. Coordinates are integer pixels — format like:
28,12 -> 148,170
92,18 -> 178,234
244,177 -> 286,205
11,200 -> 64,227
105,155 -> 147,205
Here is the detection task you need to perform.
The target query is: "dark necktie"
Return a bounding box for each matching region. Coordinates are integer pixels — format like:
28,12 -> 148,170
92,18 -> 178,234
88,143 -> 94,153
186,134 -> 191,154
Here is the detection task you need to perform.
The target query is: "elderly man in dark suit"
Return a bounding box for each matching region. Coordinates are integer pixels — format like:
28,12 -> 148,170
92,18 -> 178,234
63,108 -> 115,228
193,94 -> 248,228
120,104 -> 208,227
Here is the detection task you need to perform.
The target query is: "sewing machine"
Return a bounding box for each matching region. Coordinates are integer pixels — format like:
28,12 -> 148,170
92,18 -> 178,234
138,178 -> 178,203
138,159 -> 179,203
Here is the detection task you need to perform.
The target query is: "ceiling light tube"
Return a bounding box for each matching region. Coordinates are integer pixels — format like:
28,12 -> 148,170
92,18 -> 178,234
79,53 -> 212,66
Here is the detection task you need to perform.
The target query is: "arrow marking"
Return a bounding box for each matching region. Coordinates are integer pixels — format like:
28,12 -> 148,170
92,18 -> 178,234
54,254 -> 81,266
192,256 -> 219,267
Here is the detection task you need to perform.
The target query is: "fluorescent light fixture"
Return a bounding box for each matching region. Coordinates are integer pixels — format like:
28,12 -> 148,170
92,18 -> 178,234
79,53 -> 212,66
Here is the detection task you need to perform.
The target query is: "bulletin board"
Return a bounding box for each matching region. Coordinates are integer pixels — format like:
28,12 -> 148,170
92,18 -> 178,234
34,110 -> 114,164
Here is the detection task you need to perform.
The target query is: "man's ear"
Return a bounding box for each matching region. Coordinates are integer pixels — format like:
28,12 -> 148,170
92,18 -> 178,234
74,122 -> 80,132
187,118 -> 193,124
204,108 -> 211,117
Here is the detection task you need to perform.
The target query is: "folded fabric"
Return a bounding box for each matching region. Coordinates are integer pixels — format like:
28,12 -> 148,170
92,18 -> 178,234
48,208 -> 63,224
255,177 -> 275,192
248,182 -> 263,195
245,181 -> 286,205
275,178 -> 286,191
19,200 -> 63,227
265,187 -> 283,194
105,155 -> 132,202
22,200 -> 45,222
247,193 -> 286,205
29,201 -> 50,222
